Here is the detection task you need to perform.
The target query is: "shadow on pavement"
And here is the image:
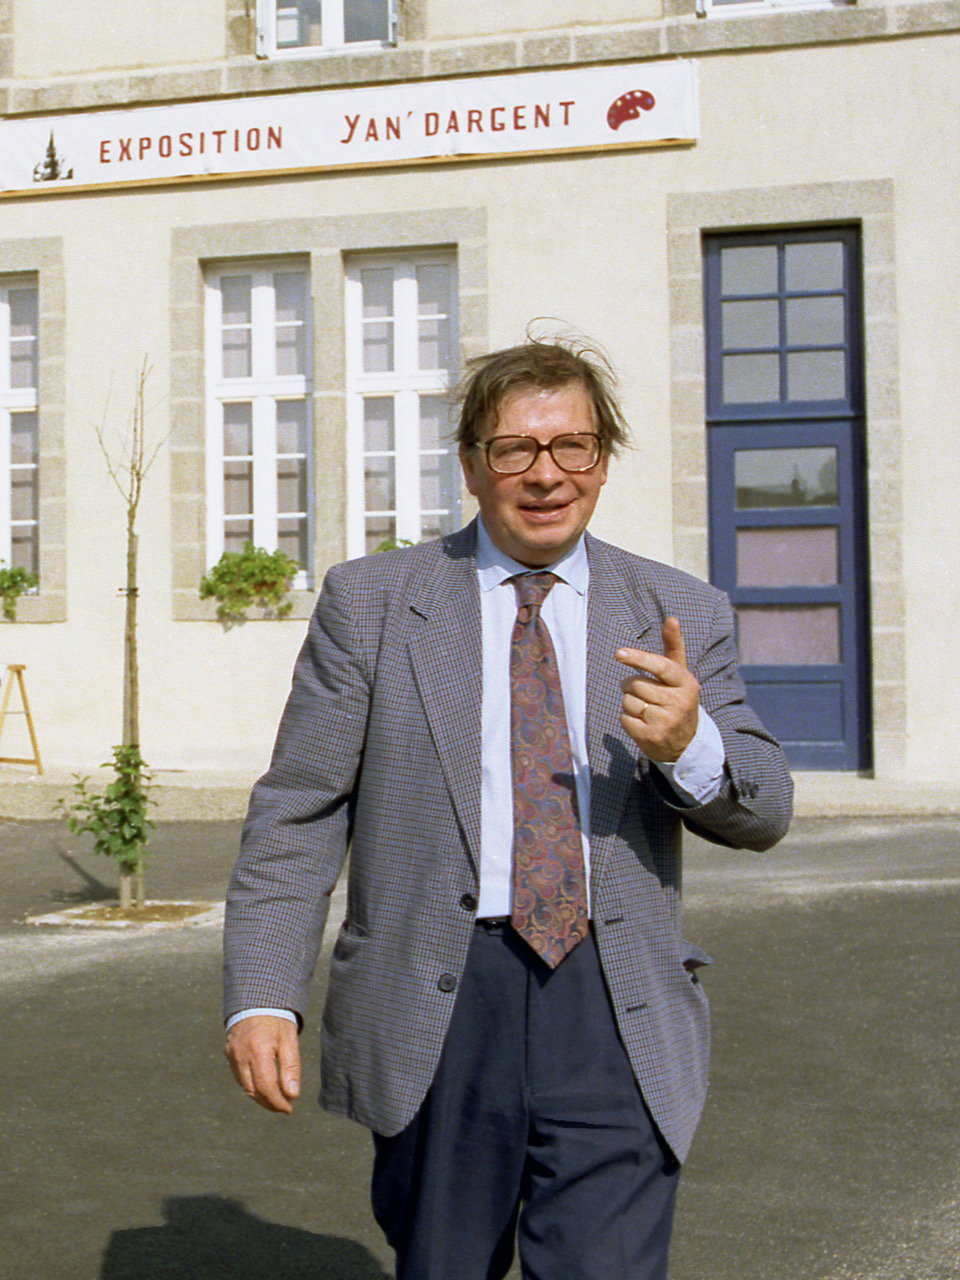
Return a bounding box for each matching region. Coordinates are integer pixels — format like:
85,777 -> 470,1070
100,1195 -> 391,1279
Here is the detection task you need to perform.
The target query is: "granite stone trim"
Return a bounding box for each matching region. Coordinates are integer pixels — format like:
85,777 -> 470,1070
0,237 -> 66,624
666,179 -> 903,776
5,6 -> 960,116
170,207 -> 487,621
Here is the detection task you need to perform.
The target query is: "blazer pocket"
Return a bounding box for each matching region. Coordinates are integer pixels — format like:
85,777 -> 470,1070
331,919 -> 370,965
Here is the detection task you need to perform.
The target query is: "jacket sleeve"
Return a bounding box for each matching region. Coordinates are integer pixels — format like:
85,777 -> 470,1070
655,587 -> 793,851
222,563 -> 372,1022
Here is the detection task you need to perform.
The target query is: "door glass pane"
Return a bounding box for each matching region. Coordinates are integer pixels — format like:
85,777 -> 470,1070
786,296 -> 844,347
787,350 -> 846,401
419,394 -> 452,450
277,459 -> 307,515
735,447 -> 838,509
784,241 -> 844,292
723,353 -> 779,403
224,461 -> 253,517
737,526 -> 838,587
277,0 -> 321,47
720,245 -> 778,295
737,605 -> 840,665
722,300 -> 779,350
365,516 -> 394,555
224,519 -> 253,553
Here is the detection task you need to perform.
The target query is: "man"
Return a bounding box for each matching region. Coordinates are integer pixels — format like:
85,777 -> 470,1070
224,338 -> 792,1279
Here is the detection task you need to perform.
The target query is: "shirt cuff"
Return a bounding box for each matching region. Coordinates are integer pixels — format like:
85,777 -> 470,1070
653,710 -> 725,806
226,1007 -> 299,1031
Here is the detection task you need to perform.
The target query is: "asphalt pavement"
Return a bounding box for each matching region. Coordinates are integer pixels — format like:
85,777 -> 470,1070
1,814 -> 958,1280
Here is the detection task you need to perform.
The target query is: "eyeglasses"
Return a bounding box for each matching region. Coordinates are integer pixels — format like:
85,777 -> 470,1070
478,433 -> 603,475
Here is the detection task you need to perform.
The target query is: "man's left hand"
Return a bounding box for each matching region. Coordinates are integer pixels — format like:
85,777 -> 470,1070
616,618 -> 700,763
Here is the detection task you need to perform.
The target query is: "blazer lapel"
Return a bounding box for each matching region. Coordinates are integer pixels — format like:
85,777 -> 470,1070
407,525 -> 483,875
585,537 -> 657,878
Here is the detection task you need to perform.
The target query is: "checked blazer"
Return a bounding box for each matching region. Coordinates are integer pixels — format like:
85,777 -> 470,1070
223,520 -> 793,1162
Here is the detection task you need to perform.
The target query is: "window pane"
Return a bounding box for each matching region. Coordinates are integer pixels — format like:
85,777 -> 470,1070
221,277 -> 252,378
735,448 -> 838,509
787,350 -> 846,401
737,526 -> 838,588
277,458 -> 307,514
721,299 -> 779,350
223,403 -> 253,456
220,276 -> 251,325
276,400 -> 307,455
10,471 -> 38,522
9,287 -> 38,390
224,461 -> 253,516
722,353 -> 780,403
420,458 -> 441,512
275,273 -> 307,376
277,516 -> 308,568
10,412 -> 38,465
344,0 -> 390,42
361,268 -> 394,318
417,263 -> 452,370
11,525 -> 38,576
362,268 -> 395,373
785,296 -> 845,347
737,605 -> 841,665
364,397 -> 395,452
419,395 -> 452,450
365,517 -> 395,555
720,245 -> 777,295
277,0 -> 321,46
784,241 -> 844,293
364,455 -> 395,511
224,520 -> 253,553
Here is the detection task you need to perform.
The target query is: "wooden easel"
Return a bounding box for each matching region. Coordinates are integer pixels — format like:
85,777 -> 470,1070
0,663 -> 43,774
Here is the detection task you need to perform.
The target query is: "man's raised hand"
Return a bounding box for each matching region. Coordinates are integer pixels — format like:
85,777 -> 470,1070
616,617 -> 700,763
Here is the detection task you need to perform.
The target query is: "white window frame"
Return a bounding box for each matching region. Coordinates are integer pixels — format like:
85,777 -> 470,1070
698,0 -> 851,14
344,251 -> 459,559
256,0 -> 397,58
204,260 -> 313,587
0,275 -> 39,579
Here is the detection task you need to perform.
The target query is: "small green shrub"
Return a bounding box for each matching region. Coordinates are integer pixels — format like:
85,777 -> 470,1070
199,542 -> 300,621
59,745 -> 156,908
373,537 -> 415,552
0,563 -> 38,621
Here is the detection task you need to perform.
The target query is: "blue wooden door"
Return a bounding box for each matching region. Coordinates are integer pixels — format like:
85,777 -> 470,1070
704,229 -> 870,770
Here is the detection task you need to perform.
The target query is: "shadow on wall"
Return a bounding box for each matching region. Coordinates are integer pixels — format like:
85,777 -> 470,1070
100,1195 -> 390,1279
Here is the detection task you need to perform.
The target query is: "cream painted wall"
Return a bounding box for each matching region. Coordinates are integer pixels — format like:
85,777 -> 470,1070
6,34 -> 960,775
12,0 -> 226,77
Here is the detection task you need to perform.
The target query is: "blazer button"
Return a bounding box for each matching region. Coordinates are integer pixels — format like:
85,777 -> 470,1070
460,893 -> 477,912
437,974 -> 458,993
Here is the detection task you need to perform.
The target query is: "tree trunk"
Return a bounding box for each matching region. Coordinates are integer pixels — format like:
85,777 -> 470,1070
119,868 -> 134,910
122,526 -> 139,751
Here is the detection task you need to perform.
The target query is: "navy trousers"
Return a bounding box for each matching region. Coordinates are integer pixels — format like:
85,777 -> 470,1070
370,923 -> 680,1280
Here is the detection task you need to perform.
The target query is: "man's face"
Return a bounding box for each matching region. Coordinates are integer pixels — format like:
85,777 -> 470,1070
460,380 -> 609,567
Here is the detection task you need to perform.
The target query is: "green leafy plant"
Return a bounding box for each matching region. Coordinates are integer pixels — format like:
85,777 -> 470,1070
373,537 -> 415,552
59,744 -> 156,909
199,542 -> 300,622
0,563 -> 39,621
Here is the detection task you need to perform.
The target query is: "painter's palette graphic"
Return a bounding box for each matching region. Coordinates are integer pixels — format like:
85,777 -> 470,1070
607,90 -> 656,131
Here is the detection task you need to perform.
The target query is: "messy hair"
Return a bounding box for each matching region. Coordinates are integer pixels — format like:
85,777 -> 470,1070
455,335 -> 631,455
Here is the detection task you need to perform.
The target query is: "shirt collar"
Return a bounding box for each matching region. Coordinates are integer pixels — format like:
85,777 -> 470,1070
475,518 -> 588,596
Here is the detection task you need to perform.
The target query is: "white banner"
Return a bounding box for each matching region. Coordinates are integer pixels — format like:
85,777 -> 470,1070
3,61 -> 697,197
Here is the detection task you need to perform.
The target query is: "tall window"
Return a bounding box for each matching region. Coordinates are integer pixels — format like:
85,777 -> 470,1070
256,0 -> 394,56
345,253 -> 459,557
0,278 -> 39,579
205,262 -> 312,583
